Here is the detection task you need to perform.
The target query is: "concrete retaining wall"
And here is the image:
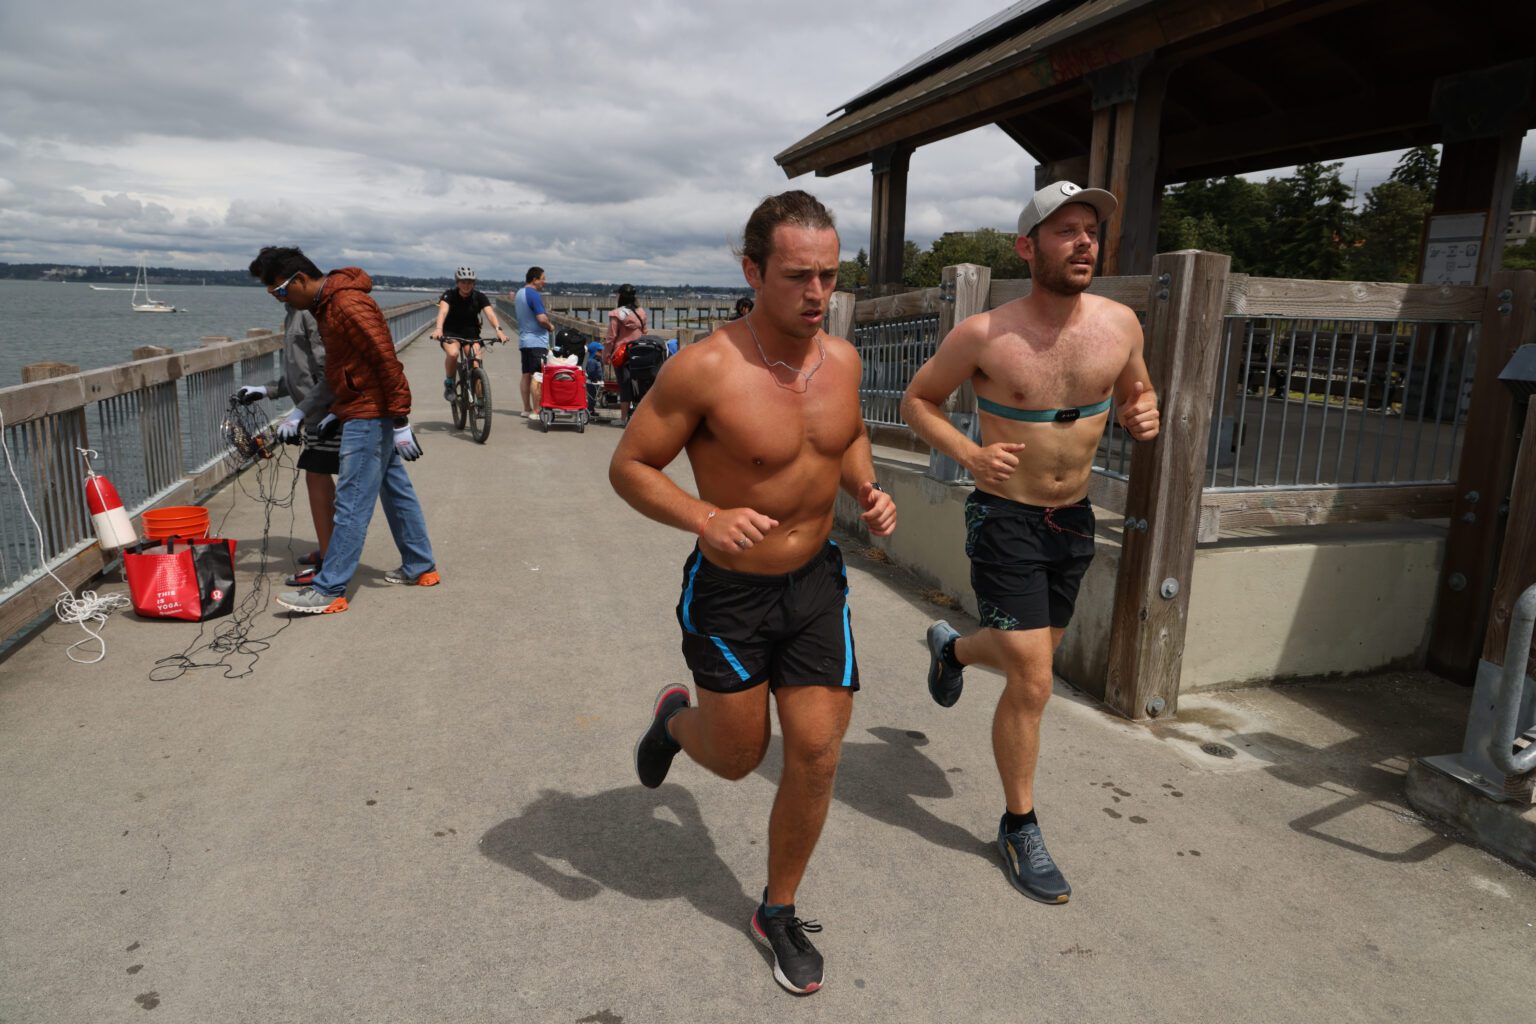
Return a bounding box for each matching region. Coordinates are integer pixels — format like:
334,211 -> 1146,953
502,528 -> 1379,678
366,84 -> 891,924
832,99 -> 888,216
838,455 -> 1445,699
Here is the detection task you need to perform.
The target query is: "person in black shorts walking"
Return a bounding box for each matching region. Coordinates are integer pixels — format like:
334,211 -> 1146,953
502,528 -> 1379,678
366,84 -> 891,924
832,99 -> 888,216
611,191 -> 895,996
901,181 -> 1161,905
432,267 -> 507,402
513,267 -> 553,417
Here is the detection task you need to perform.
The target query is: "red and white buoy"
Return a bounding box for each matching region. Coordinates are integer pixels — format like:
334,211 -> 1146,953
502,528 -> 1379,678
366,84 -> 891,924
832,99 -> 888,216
81,449 -> 137,550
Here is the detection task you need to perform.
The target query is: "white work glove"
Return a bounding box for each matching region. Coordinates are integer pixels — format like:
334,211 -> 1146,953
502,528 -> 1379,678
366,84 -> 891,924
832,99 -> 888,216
393,423 -> 423,461
275,409 -> 304,442
235,385 -> 268,405
312,412 -> 339,440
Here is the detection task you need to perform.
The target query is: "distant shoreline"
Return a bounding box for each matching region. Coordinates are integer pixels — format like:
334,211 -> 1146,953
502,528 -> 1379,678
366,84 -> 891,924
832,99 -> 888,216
0,262 -> 744,300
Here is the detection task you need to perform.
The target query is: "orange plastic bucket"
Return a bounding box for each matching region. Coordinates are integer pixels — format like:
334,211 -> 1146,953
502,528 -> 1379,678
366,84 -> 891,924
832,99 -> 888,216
142,505 -> 210,541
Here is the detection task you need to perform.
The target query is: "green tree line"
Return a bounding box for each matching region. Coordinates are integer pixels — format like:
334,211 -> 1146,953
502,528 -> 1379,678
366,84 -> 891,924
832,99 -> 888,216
845,148 -> 1536,289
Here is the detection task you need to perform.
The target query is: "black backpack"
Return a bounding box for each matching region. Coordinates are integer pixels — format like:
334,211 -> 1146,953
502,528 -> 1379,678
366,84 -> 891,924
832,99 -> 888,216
624,336 -> 667,376
553,328 -> 587,361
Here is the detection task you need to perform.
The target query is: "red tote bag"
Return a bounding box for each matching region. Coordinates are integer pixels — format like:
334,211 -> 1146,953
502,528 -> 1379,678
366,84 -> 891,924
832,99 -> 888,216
122,537 -> 238,621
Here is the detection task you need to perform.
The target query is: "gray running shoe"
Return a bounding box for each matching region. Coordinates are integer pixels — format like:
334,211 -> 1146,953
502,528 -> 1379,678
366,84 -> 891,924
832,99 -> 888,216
383,567 -> 441,586
277,586 -> 348,615
926,620 -> 964,707
443,379 -> 454,402
997,817 -> 1071,904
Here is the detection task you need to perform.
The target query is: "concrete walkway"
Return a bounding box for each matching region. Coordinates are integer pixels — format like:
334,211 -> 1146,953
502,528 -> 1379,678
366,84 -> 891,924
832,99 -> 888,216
1,337 -> 1531,1024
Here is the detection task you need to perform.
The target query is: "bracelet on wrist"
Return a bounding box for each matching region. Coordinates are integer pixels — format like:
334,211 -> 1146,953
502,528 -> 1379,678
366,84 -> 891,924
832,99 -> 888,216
699,508 -> 718,535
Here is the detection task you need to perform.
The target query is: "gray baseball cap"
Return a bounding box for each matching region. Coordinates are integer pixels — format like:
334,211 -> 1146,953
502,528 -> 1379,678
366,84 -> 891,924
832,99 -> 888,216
1018,181 -> 1118,236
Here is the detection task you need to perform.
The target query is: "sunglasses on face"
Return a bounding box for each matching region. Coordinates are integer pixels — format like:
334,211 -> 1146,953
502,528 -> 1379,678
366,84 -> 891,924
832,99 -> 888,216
270,272 -> 300,298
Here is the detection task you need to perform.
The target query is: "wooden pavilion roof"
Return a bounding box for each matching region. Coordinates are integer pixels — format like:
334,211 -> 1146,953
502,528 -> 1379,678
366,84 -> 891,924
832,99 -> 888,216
777,0 -> 1536,184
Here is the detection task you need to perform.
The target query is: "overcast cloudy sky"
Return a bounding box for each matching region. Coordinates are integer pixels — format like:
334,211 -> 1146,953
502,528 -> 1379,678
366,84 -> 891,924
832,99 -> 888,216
2,2 -> 1532,287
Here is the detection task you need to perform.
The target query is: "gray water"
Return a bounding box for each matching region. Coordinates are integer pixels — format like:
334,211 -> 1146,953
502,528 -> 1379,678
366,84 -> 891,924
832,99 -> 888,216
0,279 -> 427,387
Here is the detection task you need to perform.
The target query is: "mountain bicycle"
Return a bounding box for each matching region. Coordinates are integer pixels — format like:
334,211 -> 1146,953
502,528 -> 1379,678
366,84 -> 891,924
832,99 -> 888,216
444,335 -> 497,443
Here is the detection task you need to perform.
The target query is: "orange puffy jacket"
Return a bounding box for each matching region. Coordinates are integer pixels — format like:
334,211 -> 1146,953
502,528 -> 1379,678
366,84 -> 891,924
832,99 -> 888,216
311,268 -> 412,422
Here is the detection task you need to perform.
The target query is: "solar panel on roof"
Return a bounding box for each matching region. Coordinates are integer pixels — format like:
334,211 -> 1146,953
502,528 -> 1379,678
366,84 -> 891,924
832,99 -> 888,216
832,0 -> 1080,114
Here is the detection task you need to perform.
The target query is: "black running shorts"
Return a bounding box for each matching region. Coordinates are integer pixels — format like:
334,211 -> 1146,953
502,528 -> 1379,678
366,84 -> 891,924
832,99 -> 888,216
520,347 -> 548,374
965,490 -> 1096,631
676,542 -> 860,694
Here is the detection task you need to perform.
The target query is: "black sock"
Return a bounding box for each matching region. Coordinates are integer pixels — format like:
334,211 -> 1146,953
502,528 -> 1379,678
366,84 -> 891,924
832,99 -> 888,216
941,637 -> 964,669
1003,809 -> 1037,832
760,888 -> 792,917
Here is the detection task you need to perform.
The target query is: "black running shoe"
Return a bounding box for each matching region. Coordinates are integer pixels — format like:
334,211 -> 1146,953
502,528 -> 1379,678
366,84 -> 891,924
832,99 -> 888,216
634,684 -> 690,788
751,903 -> 825,995
997,817 -> 1071,904
926,620 -> 964,707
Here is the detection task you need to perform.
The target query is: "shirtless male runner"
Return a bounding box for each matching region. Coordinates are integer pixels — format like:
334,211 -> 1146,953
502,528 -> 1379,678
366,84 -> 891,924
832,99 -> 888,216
901,181 -> 1160,905
610,190 -> 896,996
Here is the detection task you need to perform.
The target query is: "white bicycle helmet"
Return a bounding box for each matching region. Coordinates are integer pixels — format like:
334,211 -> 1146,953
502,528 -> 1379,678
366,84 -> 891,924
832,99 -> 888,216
455,266 -> 476,281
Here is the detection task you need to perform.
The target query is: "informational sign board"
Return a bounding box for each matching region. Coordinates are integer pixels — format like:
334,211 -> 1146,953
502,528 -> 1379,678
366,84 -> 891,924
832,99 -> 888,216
1420,212 -> 1486,285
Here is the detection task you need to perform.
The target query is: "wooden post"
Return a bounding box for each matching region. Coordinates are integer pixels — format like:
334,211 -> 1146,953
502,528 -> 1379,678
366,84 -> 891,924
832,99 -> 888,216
1485,399 -> 1536,801
22,363 -> 79,384
869,145 -> 912,289
133,345 -> 173,361
1121,64 -> 1169,277
20,363 -> 87,556
1104,250 -> 1231,720
825,292 -> 855,342
939,263 -> 991,416
1102,70 -> 1168,276
1428,61 -> 1532,284
1482,400 -> 1536,678
1429,270 -> 1536,682
1088,108 -> 1113,189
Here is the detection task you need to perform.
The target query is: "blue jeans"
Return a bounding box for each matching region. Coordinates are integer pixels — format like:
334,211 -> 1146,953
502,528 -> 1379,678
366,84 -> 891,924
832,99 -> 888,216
310,418 -> 435,596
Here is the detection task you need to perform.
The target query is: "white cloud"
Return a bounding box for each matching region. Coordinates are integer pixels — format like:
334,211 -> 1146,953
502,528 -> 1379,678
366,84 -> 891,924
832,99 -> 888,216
3,2 -> 1528,284
0,0 -> 1036,283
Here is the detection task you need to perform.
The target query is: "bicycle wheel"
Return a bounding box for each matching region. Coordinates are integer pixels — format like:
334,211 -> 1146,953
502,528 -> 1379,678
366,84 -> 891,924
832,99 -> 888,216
451,370 -> 468,430
468,367 -> 492,443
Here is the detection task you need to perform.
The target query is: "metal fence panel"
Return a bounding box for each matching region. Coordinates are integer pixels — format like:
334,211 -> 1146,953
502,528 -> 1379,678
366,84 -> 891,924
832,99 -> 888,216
1206,316 -> 1474,489
854,314 -> 941,429
0,301 -> 433,602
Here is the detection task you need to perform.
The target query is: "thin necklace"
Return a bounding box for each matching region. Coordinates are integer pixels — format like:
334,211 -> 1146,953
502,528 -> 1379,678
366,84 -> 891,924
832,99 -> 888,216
745,312 -> 827,389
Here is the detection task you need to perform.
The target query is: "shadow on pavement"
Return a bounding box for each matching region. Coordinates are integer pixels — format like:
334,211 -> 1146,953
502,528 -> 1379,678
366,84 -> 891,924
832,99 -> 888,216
756,725 -> 993,863
1224,675 -> 1465,863
479,784 -> 756,938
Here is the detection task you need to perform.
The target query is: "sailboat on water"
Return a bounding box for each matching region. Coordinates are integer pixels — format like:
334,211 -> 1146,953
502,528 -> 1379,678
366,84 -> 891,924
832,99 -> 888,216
132,256 -> 177,313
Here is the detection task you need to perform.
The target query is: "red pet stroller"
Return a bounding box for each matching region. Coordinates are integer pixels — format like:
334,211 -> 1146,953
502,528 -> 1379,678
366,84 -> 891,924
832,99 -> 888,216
538,363 -> 590,433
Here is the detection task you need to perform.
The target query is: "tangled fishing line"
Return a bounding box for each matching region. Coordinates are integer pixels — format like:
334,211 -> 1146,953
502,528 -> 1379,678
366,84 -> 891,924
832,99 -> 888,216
149,398 -> 302,682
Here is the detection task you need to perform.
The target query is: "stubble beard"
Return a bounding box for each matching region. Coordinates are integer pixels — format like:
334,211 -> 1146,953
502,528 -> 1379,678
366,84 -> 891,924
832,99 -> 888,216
1032,250 -> 1094,297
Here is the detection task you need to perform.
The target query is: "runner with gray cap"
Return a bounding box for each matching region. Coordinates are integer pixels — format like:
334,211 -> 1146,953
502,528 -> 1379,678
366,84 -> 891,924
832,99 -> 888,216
900,180 -> 1160,904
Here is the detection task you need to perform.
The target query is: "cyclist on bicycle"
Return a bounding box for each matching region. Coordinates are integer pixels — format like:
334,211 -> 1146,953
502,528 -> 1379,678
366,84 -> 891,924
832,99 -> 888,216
433,267 -> 508,401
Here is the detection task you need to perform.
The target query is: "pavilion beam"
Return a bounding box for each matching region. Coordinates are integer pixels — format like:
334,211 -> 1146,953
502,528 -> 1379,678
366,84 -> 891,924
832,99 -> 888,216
1090,57 -> 1169,276
868,145 -> 912,291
